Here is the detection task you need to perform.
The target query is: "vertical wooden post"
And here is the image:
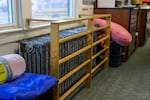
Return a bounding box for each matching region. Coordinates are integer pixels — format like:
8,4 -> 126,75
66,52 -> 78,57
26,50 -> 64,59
104,16 -> 111,70
50,23 -> 60,100
86,18 -> 93,88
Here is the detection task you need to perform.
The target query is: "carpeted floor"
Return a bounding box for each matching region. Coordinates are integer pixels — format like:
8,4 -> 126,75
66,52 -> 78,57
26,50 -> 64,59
72,35 -> 150,100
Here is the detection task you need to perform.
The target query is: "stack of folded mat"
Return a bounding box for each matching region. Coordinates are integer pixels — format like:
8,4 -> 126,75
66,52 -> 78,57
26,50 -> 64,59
0,54 -> 58,100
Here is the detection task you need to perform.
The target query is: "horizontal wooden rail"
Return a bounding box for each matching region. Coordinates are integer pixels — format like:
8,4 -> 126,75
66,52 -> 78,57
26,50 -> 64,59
26,14 -> 111,27
93,25 -> 109,32
92,35 -> 110,47
26,18 -> 55,26
52,14 -> 111,25
59,73 -> 90,100
59,45 -> 91,65
92,57 -> 108,73
59,30 -> 91,44
59,59 -> 90,84
79,14 -> 111,18
92,47 -> 109,60
52,18 -> 93,25
26,18 -> 58,22
93,14 -> 111,19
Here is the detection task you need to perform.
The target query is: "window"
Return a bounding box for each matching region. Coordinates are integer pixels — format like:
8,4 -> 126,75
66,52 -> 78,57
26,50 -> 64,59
0,0 -> 14,25
0,0 -> 77,30
31,0 -> 74,19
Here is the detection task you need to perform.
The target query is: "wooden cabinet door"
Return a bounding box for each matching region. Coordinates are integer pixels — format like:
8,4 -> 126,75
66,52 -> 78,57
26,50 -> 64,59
128,9 -> 138,56
146,10 -> 150,41
137,9 -> 147,46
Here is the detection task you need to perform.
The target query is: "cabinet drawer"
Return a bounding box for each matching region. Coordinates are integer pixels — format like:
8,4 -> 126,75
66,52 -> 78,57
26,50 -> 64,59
130,23 -> 136,33
146,10 -> 150,24
128,34 -> 136,56
130,10 -> 138,33
147,10 -> 150,17
130,17 -> 137,24
130,10 -> 138,20
131,14 -> 137,20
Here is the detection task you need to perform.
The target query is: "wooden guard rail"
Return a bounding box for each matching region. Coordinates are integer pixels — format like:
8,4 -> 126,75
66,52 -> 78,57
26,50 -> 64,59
26,14 -> 111,100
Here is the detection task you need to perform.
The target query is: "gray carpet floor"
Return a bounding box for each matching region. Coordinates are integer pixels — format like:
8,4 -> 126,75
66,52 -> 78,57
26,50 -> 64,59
72,36 -> 150,100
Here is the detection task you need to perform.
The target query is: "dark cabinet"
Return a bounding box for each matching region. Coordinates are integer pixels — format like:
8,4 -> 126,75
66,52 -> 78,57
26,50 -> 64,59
146,10 -> 150,41
94,8 -> 138,61
137,9 -> 147,46
134,9 -> 150,47
128,9 -> 138,57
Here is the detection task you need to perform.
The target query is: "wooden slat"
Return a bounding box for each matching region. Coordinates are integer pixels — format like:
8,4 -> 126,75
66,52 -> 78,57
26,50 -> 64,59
92,57 -> 108,74
26,18 -> 58,22
59,59 -> 90,84
52,17 -> 93,25
79,14 -> 111,19
104,16 -> 111,70
93,25 -> 109,32
59,73 -> 90,100
52,14 -> 111,25
26,14 -> 111,27
93,14 -> 111,19
92,35 -> 110,47
59,30 -> 91,44
50,23 -> 60,100
50,24 -> 60,77
86,19 -> 93,88
92,47 -> 109,60
26,18 -> 55,27
59,45 -> 91,65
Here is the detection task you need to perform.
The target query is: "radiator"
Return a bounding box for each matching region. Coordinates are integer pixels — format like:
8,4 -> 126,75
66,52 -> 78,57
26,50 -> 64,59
20,26 -> 99,95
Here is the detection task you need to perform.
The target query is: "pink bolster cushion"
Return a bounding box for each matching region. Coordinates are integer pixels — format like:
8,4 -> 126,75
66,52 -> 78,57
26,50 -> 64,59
93,18 -> 132,46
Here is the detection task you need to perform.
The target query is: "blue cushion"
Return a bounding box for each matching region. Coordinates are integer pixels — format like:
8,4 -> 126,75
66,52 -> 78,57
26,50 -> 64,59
0,73 -> 58,100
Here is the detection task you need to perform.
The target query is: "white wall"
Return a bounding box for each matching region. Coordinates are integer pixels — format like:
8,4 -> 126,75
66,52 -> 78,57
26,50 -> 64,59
0,43 -> 18,56
97,0 -> 115,8
78,0 -> 94,15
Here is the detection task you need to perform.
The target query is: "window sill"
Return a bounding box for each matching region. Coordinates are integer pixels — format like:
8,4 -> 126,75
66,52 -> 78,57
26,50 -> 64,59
0,23 -> 50,35
0,28 -> 24,35
0,16 -> 77,34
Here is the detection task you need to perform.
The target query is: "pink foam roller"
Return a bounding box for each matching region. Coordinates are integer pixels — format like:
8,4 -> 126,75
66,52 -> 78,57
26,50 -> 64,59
94,18 -> 132,46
